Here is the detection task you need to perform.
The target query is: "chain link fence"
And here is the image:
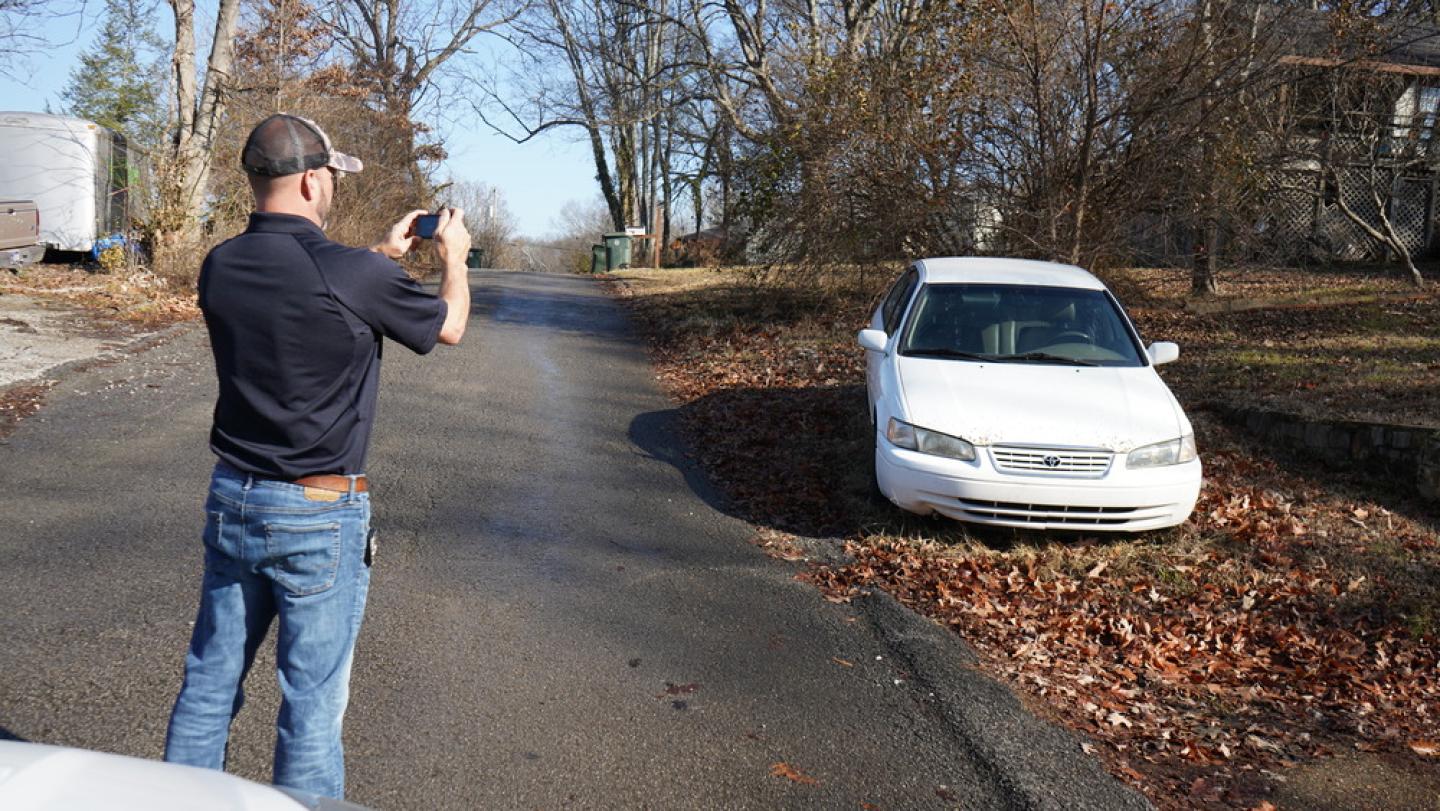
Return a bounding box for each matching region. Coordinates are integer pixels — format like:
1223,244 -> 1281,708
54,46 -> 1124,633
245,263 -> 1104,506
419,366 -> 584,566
1128,165 -> 1439,267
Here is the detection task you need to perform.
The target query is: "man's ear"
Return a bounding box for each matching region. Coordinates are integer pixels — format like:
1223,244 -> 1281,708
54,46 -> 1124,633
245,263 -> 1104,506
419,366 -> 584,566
299,169 -> 319,202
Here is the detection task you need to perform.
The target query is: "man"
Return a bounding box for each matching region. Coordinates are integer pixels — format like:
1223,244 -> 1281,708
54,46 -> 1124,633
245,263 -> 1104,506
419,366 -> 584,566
163,113 -> 471,799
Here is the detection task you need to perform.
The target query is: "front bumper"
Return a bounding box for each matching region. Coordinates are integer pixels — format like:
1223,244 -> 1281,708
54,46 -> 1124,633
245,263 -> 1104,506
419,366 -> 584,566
876,440 -> 1201,532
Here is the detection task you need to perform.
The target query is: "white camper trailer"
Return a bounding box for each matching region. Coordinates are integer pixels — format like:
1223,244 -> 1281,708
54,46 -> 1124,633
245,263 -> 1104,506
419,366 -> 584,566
0,112 -> 138,254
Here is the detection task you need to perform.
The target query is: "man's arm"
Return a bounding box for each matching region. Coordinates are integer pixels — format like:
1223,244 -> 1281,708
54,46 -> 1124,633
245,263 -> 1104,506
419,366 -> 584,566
432,208 -> 472,345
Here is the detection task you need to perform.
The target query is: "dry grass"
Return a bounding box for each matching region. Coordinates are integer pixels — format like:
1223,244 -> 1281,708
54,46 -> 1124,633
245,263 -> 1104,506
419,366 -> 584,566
1,262 -> 199,329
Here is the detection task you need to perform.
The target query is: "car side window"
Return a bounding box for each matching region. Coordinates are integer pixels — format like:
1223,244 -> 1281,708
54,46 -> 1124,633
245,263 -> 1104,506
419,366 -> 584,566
881,269 -> 918,335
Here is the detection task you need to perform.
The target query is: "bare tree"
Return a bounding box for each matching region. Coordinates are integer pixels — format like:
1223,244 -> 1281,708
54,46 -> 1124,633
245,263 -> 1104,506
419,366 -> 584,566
0,0 -> 85,78
472,0 -> 701,236
449,178 -> 517,267
160,0 -> 243,237
457,0 -> 1432,287
1316,71 -> 1427,286
507,196 -> 610,273
327,0 -> 524,188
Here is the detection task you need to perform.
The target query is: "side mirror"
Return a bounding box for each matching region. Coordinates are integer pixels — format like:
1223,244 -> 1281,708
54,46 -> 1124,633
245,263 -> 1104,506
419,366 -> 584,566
858,329 -> 889,353
1147,341 -> 1179,366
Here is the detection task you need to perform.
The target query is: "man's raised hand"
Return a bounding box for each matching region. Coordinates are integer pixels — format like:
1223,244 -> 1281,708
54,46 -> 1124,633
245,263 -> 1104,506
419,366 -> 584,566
434,207 -> 472,269
372,209 -> 429,260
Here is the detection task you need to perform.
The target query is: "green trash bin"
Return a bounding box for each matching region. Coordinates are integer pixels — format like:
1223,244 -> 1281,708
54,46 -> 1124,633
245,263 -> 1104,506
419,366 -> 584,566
602,233 -> 632,270
466,248 -> 485,269
591,244 -> 607,274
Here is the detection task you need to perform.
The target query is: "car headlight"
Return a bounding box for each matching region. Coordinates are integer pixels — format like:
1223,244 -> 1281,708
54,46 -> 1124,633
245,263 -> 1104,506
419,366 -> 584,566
886,418 -> 976,461
1126,434 -> 1198,468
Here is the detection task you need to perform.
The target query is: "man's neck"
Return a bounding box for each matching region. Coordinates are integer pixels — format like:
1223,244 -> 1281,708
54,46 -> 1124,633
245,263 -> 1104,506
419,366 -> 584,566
253,202 -> 323,228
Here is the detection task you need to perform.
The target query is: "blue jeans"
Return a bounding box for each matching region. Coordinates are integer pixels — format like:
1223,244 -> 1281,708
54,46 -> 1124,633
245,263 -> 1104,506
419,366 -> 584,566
165,462 -> 371,799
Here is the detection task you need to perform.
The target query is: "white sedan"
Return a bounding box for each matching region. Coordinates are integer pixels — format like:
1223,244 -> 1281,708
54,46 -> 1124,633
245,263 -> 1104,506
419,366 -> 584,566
859,257 -> 1201,531
0,741 -> 369,810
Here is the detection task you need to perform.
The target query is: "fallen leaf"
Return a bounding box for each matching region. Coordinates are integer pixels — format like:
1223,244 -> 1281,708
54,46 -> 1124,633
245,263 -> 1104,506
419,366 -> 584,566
1410,741 -> 1439,757
770,761 -> 818,785
832,657 -> 854,668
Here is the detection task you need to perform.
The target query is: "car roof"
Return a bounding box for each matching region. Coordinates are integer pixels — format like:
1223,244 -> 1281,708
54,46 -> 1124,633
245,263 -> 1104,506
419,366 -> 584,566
913,257 -> 1107,291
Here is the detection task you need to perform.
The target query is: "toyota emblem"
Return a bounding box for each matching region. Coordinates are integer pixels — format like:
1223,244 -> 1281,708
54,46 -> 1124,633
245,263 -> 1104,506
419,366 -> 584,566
1043,455 -> 1061,468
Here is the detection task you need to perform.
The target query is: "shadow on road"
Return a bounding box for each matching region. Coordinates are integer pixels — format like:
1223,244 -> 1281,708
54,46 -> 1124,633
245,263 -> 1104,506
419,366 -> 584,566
628,383 -> 893,538
626,408 -> 736,516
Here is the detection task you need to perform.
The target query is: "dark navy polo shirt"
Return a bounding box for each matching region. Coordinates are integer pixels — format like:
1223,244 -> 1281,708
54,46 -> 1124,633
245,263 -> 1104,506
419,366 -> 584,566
198,212 -> 447,479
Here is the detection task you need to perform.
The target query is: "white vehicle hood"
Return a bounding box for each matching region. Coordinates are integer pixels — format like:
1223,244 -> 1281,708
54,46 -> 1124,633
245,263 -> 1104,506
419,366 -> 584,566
896,357 -> 1185,451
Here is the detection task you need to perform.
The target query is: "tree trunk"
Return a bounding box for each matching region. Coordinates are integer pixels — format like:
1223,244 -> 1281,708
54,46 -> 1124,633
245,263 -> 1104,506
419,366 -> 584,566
385,92 -> 429,198
613,123 -> 638,229
163,0 -> 240,232
661,118 -> 673,250
1191,212 -> 1221,295
1068,0 -> 1103,266
1190,0 -> 1220,296
587,123 -> 623,231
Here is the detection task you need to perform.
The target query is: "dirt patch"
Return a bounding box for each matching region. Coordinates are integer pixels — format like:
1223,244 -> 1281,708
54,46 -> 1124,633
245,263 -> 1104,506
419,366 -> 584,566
0,294 -> 158,389
606,265 -> 1440,809
0,381 -> 53,441
0,263 -> 198,437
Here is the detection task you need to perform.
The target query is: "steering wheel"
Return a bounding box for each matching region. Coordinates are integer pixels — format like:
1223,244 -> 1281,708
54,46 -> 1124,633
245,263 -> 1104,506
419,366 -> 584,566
1053,330 -> 1094,344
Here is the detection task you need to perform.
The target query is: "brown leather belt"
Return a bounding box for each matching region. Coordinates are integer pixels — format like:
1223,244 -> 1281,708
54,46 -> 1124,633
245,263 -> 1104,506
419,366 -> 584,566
292,474 -> 368,494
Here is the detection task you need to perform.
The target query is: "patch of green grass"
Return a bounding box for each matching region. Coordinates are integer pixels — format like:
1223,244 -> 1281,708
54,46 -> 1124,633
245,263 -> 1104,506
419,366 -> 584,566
1156,565 -> 1200,596
1406,610 -> 1436,641
1225,349 -> 1319,385
1354,304 -> 1398,333
1358,358 -> 1420,387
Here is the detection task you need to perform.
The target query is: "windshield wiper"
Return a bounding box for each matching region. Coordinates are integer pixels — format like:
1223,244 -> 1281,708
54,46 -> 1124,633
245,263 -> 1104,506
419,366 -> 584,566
901,347 -> 997,361
996,351 -> 1098,367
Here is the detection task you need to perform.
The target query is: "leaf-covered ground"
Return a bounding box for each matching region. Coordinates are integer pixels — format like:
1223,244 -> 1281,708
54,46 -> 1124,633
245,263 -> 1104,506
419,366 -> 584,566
1,263 -> 200,329
605,266 -> 1440,809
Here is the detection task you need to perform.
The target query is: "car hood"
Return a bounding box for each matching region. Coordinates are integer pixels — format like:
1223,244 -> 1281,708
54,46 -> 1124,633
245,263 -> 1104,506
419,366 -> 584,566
896,356 -> 1186,451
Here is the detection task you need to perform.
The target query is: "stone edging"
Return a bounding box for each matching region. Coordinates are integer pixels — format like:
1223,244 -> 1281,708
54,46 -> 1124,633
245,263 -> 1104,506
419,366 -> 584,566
1217,405 -> 1439,502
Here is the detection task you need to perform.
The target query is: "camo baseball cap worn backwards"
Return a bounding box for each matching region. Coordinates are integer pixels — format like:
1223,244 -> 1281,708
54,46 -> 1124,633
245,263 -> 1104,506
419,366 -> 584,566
241,113 -> 364,176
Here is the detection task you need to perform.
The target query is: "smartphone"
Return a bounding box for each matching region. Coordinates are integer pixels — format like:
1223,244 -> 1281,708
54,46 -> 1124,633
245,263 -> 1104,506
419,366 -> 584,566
414,212 -> 441,239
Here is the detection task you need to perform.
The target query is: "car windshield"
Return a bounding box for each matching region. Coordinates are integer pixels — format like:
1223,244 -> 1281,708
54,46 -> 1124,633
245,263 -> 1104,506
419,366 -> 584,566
898,283 -> 1145,367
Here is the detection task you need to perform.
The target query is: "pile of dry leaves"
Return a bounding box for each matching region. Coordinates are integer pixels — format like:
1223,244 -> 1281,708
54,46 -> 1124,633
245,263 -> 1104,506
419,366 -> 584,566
802,443 -> 1440,801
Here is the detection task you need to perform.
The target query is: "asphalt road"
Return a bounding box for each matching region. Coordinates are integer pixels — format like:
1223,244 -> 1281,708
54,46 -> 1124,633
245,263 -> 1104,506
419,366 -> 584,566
0,270 -> 1148,810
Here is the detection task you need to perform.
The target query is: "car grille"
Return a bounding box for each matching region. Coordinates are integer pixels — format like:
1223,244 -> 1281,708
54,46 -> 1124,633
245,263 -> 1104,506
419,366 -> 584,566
990,446 -> 1112,477
954,499 -> 1157,527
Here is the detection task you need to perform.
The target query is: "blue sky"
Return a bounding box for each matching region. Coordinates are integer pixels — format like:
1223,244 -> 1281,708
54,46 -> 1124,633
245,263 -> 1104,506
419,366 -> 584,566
0,4 -> 597,238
